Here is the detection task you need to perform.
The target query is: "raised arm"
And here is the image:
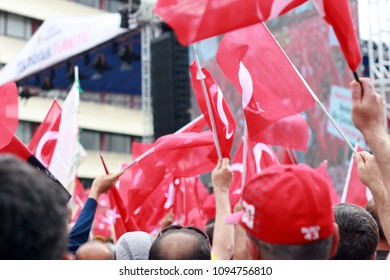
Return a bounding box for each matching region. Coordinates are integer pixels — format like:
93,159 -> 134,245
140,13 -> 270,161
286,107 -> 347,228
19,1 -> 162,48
351,78 -> 390,184
355,151 -> 390,243
68,172 -> 122,254
211,158 -> 234,260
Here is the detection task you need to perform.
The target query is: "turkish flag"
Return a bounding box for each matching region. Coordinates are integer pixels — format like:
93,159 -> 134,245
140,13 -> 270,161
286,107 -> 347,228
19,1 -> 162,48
154,131 -> 217,177
312,0 -> 361,71
0,135 -> 71,201
71,177 -> 88,222
182,177 -> 208,229
217,22 -> 316,144
181,114 -> 208,133
108,185 -> 139,240
342,147 -> 372,207
0,82 -> 18,149
316,160 -> 340,205
93,193 -> 113,239
126,142 -> 167,213
190,62 -> 236,158
254,114 -> 310,151
28,100 -> 61,167
154,0 -> 307,45
229,139 -> 280,206
280,148 -> 298,165
133,174 -> 173,233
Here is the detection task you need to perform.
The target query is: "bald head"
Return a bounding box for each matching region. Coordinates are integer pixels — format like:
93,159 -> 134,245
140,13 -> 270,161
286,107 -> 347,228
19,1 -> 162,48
75,241 -> 114,260
149,229 -> 210,260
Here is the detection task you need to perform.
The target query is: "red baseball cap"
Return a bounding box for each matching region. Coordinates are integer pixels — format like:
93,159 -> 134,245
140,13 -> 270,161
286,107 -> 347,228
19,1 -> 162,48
226,164 -> 335,244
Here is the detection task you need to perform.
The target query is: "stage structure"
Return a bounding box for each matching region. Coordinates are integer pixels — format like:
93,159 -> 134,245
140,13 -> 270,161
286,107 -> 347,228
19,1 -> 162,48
362,0 -> 390,131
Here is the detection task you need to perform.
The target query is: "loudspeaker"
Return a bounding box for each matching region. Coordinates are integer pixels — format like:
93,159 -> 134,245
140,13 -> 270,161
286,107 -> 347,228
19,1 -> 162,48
151,30 -> 191,139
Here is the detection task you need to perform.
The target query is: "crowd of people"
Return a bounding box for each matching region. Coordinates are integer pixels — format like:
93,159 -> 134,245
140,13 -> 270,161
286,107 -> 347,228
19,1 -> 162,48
1,78 -> 390,260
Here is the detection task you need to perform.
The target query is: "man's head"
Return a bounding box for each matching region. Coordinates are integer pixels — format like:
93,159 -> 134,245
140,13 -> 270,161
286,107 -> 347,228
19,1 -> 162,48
115,231 -> 155,260
227,164 -> 339,260
75,241 -> 114,260
366,199 -> 387,245
333,203 -> 379,260
149,225 -> 211,260
0,154 -> 69,259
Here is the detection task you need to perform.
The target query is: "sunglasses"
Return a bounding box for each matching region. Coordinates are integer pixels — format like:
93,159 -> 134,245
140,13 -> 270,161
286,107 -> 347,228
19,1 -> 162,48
157,225 -> 210,243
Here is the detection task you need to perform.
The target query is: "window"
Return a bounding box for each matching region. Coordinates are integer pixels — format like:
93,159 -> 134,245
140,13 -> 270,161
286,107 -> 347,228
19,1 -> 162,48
105,133 -> 131,153
79,130 -> 100,150
15,121 -> 32,145
0,12 -> 32,39
73,0 -> 99,8
105,0 -> 127,12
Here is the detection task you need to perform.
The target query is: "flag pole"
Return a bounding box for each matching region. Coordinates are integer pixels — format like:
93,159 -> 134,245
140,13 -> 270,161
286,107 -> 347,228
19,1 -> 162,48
287,148 -> 298,164
241,121 -> 248,190
290,62 -> 356,155
269,22 -> 357,156
192,44 -> 223,160
353,71 -> 363,89
74,66 -> 79,83
316,101 -> 356,155
120,114 -> 205,172
340,142 -> 359,203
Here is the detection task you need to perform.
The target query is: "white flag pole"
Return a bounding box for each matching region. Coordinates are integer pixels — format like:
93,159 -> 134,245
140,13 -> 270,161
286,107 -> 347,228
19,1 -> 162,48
74,65 -> 79,83
263,23 -> 357,156
241,121 -> 248,190
341,142 -> 359,203
192,44 -> 223,160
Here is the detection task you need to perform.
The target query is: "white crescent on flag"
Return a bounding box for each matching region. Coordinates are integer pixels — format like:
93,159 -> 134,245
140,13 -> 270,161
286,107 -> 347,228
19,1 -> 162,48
164,182 -> 176,209
253,143 -> 276,174
239,61 -> 266,113
36,131 -> 59,167
210,84 -> 234,140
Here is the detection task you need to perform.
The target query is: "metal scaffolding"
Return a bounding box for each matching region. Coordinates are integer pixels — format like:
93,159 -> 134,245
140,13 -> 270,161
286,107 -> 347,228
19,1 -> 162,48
130,0 -> 161,141
362,0 -> 390,116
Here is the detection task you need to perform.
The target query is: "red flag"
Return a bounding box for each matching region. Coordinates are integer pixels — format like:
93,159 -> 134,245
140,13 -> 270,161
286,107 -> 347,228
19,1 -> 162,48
182,177 -> 208,229
108,185 -> 139,240
255,114 -> 309,151
154,0 -> 307,46
229,141 -> 244,200
134,175 -> 174,233
342,147 -> 372,207
0,135 -> 71,201
190,62 -> 236,158
280,148 -> 298,165
0,82 -> 18,149
154,131 -> 217,177
28,100 -> 61,167
229,139 -> 280,206
71,177 -> 88,222
202,193 -> 216,221
92,193 -> 112,239
316,160 -> 340,205
181,115 -> 208,133
126,142 -> 167,213
217,22 -> 316,145
313,0 -> 361,72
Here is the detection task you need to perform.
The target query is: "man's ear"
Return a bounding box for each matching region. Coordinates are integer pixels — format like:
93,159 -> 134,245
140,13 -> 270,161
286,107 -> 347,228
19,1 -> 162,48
329,222 -> 340,259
